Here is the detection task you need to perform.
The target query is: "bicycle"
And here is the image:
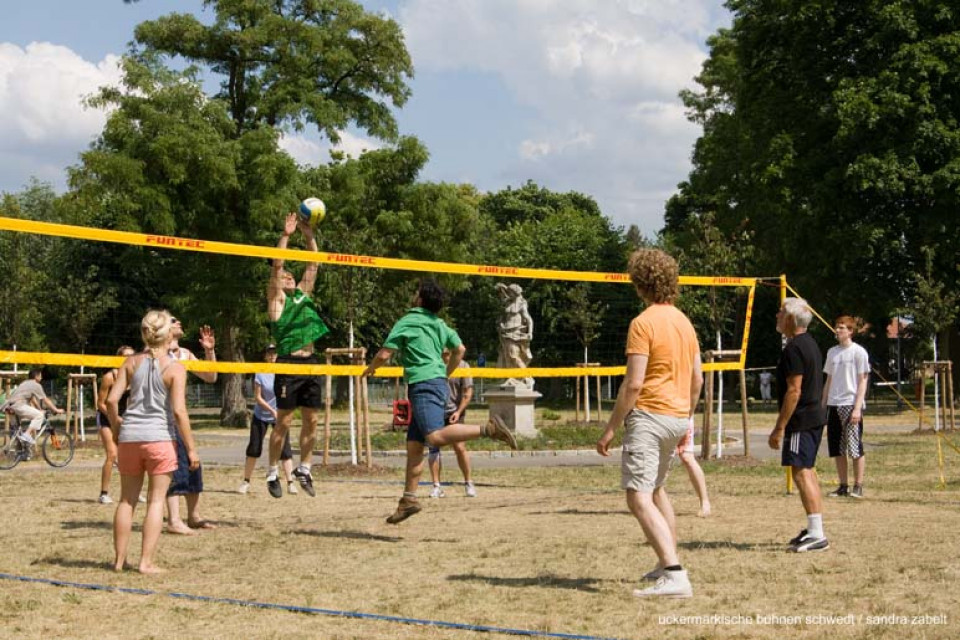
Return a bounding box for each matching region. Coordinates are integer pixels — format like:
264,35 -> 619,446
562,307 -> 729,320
0,406 -> 75,470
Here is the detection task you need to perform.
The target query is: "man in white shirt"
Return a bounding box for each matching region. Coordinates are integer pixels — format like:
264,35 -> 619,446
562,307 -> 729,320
5,369 -> 64,443
822,315 -> 870,499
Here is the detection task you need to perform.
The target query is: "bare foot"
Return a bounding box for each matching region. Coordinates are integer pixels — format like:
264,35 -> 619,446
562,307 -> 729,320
138,564 -> 167,575
187,519 -> 218,530
166,522 -> 199,536
113,561 -> 127,572
698,503 -> 712,518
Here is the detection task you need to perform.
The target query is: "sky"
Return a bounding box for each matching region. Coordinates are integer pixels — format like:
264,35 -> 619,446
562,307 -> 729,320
0,0 -> 730,235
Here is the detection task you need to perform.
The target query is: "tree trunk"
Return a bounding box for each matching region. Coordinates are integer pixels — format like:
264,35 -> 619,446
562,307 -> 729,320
219,323 -> 250,427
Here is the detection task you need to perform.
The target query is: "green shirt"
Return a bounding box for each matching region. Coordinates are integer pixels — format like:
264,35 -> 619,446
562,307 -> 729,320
383,308 -> 462,384
270,289 -> 330,356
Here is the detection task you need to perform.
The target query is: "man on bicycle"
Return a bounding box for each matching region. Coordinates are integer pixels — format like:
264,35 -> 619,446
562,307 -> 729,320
5,370 -> 64,444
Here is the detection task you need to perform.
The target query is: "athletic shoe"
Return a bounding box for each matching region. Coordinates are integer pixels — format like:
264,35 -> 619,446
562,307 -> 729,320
293,466 -> 315,497
429,484 -> 445,499
849,485 -> 863,499
632,569 -> 692,598
828,485 -> 848,497
238,481 -> 250,495
386,496 -> 422,524
788,529 -> 808,547
98,494 -> 113,504
18,433 -> 35,446
266,474 -> 282,499
642,565 -> 665,581
485,415 -> 518,450
790,534 -> 830,553
464,483 -> 477,498
138,494 -> 147,504
287,481 -> 298,495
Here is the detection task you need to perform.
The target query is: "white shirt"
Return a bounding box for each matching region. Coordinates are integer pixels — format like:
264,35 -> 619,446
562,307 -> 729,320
823,342 -> 870,407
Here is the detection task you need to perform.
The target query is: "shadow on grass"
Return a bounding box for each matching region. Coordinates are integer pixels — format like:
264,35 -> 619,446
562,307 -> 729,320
61,520 -> 113,531
528,508 -> 628,516
678,539 -> 780,552
33,555 -> 114,571
447,573 -> 605,593
284,529 -> 401,543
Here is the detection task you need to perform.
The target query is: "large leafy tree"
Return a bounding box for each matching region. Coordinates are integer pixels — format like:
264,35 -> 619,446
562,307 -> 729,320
70,0 -> 413,425
667,1 -> 960,369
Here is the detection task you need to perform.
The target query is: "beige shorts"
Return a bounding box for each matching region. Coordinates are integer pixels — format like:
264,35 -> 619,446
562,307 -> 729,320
621,410 -> 688,493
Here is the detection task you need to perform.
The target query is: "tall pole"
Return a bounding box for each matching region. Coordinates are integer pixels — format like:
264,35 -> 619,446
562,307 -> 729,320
896,320 -> 903,411
781,275 -> 792,494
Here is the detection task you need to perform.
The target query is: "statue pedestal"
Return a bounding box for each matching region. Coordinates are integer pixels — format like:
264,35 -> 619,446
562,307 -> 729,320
486,385 -> 542,439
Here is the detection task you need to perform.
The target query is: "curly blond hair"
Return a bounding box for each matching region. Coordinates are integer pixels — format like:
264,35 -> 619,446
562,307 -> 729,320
627,249 -> 679,303
141,309 -> 173,352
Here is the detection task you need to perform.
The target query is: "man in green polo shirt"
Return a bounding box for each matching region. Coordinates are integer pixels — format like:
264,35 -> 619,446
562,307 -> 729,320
363,279 -> 518,524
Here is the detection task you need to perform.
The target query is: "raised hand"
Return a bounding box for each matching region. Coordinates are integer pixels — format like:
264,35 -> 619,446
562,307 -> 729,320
199,325 -> 216,351
283,212 -> 299,237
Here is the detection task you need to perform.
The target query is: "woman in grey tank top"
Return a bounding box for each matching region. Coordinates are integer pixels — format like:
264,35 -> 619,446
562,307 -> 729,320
106,309 -> 200,574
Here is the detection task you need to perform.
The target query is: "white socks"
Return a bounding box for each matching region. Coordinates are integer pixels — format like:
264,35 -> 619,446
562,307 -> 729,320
807,513 -> 824,539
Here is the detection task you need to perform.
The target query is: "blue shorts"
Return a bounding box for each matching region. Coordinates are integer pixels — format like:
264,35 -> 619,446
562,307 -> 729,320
406,378 -> 449,444
168,429 -> 203,496
781,426 -> 824,469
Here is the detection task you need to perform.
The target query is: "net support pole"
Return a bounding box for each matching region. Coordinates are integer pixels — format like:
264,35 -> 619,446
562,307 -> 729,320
702,352 -> 714,460
323,352 -> 332,466
739,368 -> 750,457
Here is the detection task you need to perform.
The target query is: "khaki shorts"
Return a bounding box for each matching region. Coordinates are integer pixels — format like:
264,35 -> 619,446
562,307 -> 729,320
621,410 -> 688,493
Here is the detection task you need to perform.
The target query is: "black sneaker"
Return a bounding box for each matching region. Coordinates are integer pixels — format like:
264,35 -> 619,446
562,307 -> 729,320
827,485 -> 848,497
293,467 -> 315,497
790,534 -> 830,553
266,475 -> 282,499
788,529 -> 808,547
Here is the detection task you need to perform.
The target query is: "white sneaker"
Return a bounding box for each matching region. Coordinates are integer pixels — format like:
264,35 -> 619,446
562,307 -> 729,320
18,433 -> 35,446
138,494 -> 147,504
287,481 -> 298,495
98,494 -> 113,504
429,484 -> 445,499
633,569 -> 693,598
464,483 -> 477,498
238,481 -> 250,495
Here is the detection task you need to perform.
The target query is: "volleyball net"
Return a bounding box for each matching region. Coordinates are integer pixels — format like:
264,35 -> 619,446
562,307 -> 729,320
0,215 -> 769,385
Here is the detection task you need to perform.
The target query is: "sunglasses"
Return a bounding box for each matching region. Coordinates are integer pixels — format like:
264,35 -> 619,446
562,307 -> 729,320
170,317 -> 181,324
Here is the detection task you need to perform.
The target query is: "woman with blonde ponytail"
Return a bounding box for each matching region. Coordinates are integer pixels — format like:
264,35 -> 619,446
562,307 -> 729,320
106,309 -> 200,574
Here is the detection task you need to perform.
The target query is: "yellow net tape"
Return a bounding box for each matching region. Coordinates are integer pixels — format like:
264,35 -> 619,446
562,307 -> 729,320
0,216 -> 756,286
0,350 -> 740,376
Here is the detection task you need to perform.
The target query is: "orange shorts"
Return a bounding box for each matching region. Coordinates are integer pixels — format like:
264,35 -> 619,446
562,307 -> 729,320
676,418 -> 695,455
117,441 -> 178,476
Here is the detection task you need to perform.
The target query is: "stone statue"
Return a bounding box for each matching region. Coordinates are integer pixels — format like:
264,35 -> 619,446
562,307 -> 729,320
496,283 -> 534,388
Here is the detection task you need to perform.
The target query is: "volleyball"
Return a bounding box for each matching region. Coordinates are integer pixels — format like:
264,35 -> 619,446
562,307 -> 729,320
298,197 -> 326,226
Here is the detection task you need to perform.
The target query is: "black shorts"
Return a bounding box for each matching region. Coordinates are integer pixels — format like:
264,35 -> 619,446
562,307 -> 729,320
827,406 -> 865,458
781,426 -> 824,469
274,354 -> 324,410
169,429 -> 203,496
246,415 -> 293,459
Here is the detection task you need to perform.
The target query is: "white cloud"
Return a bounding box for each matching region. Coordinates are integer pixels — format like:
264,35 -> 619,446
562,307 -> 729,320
399,0 -> 728,232
279,130 -> 382,166
0,42 -> 122,191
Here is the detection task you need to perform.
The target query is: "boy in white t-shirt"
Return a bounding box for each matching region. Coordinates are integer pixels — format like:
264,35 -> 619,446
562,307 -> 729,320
822,315 -> 870,498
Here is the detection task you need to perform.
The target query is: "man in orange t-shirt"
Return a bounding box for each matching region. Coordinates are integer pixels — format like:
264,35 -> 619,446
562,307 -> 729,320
597,248 -> 703,599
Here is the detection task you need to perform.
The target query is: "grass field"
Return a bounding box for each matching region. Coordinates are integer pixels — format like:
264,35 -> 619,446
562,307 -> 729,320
1,428 -> 959,639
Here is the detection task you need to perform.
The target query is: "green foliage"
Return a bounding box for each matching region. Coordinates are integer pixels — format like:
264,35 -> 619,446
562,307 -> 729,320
668,0 -> 960,364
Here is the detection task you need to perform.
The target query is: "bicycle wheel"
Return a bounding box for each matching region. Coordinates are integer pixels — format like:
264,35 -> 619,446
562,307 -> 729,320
0,439 -> 23,470
41,429 -> 74,467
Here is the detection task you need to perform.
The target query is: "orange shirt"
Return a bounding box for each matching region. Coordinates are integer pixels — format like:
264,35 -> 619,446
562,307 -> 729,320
626,304 -> 700,418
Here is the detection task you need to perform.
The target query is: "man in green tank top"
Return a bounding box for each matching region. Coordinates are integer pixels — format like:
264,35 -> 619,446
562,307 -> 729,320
265,212 -> 330,499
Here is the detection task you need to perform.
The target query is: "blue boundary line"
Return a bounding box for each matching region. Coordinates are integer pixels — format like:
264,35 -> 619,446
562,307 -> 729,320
0,572 -> 625,640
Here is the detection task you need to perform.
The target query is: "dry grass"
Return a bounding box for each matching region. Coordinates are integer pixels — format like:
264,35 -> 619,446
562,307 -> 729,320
1,431 -> 959,639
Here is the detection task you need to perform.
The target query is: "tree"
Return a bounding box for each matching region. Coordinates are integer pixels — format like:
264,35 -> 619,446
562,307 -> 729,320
70,0 -> 414,425
669,1 -> 960,346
